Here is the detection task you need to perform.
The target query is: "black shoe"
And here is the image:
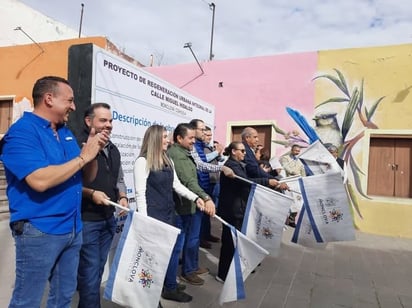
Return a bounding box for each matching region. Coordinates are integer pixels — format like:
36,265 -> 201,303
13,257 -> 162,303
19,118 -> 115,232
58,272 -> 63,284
161,288 -> 193,303
158,301 -> 163,308
177,282 -> 186,291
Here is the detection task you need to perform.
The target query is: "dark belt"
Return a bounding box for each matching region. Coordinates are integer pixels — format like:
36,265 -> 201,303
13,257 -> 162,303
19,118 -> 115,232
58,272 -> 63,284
10,220 -> 28,235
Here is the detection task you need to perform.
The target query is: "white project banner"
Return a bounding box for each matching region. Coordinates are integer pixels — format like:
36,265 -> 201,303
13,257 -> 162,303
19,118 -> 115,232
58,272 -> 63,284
91,46 -> 215,207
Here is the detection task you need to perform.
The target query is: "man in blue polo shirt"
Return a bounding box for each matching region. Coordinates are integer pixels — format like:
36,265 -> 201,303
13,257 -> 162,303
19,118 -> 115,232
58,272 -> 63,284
0,76 -> 108,308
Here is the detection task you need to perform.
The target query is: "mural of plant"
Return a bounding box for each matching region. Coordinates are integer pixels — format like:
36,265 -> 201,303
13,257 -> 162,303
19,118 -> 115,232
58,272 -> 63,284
273,69 -> 385,220
313,68 -> 385,218
271,125 -> 309,148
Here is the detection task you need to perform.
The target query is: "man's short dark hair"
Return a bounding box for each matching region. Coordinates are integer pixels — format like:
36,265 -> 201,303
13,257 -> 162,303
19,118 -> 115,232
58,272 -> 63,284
32,76 -> 70,107
173,123 -> 195,143
189,119 -> 203,129
84,102 -> 111,119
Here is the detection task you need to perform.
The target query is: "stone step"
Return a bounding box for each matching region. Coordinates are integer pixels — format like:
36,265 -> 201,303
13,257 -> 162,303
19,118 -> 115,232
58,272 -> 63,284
0,202 -> 9,214
0,163 -> 9,212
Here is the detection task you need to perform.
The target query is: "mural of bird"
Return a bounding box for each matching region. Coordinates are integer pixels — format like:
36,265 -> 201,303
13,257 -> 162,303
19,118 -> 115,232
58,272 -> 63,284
313,112 -> 343,148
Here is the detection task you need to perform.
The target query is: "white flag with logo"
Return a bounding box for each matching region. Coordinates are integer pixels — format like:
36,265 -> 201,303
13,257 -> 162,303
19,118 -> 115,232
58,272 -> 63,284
241,183 -> 293,256
298,140 -> 343,176
291,201 -> 323,247
292,172 -> 355,245
219,226 -> 269,305
102,209 -> 128,283
280,175 -> 303,213
104,211 -> 180,308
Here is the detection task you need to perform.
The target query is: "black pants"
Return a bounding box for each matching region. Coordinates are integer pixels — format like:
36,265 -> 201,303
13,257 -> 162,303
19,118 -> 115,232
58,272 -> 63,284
217,218 -> 242,280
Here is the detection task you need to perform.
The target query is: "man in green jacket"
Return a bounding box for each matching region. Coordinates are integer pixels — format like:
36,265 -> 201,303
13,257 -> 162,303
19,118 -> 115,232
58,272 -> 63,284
167,123 -> 216,286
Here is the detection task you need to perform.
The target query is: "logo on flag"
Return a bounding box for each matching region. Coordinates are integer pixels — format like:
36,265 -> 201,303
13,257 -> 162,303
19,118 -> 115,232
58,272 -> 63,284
104,211 -> 180,308
242,183 -> 293,255
292,172 -> 355,246
138,269 -> 154,288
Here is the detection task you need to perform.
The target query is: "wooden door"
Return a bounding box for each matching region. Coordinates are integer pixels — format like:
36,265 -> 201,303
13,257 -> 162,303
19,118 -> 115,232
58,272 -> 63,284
394,139 -> 412,198
368,136 -> 412,198
0,100 -> 13,135
368,138 -> 395,197
231,125 -> 272,156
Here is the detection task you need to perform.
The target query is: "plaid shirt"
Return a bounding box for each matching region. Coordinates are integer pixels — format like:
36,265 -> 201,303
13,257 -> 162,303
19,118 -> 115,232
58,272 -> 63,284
190,147 -> 222,173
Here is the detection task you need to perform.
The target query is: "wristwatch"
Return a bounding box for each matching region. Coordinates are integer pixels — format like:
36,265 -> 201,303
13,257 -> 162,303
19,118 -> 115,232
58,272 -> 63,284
203,195 -> 211,202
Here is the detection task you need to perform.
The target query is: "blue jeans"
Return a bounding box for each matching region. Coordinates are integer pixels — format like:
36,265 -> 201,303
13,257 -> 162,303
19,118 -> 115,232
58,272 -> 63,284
9,221 -> 82,308
163,214 -> 189,290
182,210 -> 202,276
212,183 -> 220,207
77,217 -> 116,308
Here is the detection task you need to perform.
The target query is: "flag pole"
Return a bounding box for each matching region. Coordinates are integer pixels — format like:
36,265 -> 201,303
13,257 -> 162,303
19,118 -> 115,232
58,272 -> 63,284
107,200 -> 239,229
213,214 -> 232,227
234,175 -> 301,195
107,200 -> 130,212
278,175 -> 301,183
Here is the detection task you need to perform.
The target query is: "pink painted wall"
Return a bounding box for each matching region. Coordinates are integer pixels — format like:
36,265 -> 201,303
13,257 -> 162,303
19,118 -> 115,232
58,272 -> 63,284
146,52 -> 318,151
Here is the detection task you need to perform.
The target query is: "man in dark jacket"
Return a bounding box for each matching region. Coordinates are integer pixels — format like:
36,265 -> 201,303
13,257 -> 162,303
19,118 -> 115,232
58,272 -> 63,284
241,127 -> 282,182
76,103 -> 129,308
217,141 -> 286,281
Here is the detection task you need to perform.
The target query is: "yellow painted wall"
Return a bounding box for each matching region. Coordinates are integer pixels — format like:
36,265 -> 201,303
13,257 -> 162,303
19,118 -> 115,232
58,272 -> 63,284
316,44 -> 412,238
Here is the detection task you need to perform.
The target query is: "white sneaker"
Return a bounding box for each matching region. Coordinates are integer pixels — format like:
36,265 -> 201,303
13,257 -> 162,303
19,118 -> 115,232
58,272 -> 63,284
215,275 -> 224,283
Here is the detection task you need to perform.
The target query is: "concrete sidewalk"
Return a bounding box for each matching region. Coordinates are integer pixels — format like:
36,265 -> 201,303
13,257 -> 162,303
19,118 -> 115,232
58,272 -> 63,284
1,214 -> 412,308
157,223 -> 412,308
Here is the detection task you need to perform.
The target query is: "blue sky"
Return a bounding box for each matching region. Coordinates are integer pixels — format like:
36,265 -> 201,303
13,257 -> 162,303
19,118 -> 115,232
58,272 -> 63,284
18,0 -> 412,66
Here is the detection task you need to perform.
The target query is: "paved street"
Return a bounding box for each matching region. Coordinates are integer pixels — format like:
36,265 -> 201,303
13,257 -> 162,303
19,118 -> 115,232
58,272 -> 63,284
1,214 -> 412,308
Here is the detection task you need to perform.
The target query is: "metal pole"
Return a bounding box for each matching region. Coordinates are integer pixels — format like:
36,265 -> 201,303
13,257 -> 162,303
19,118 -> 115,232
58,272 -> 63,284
14,26 -> 44,52
209,3 -> 215,61
78,3 -> 84,38
184,43 -> 204,74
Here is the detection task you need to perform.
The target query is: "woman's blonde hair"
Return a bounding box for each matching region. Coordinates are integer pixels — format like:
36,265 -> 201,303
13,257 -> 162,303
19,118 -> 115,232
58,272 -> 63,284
139,125 -> 172,171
